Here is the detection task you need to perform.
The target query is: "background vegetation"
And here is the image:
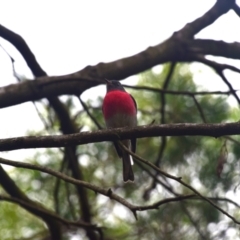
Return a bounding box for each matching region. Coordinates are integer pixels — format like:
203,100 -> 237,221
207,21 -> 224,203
0,1 -> 240,239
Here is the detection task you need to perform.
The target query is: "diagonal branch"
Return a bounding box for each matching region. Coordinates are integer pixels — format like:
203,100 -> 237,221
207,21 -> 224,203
0,165 -> 62,239
0,157 -> 152,218
180,203 -> 207,240
0,157 -> 212,222
191,95 -> 207,123
217,71 -> 240,104
232,2 -> 240,17
175,0 -> 236,38
144,63 -> 176,199
78,96 -> 103,129
191,54 -> 240,74
120,144 -> 240,225
189,54 -> 240,104
0,24 -> 47,76
0,194 -> 99,230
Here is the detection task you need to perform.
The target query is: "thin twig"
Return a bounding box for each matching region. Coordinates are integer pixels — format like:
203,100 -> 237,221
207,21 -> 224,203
180,203 -> 207,240
192,54 -> 240,74
192,95 -> 206,123
78,97 -> 102,129
124,84 -> 235,96
217,71 -> 240,105
160,62 -> 176,124
145,63 -> 176,199
54,159 -> 66,214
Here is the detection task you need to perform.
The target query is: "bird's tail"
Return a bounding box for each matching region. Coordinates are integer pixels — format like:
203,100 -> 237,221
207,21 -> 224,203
122,141 -> 134,182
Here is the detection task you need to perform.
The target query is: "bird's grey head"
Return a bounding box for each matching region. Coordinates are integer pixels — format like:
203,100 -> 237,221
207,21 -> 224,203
105,80 -> 126,92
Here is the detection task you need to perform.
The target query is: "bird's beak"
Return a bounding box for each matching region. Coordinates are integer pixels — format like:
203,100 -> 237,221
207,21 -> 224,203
104,78 -> 112,85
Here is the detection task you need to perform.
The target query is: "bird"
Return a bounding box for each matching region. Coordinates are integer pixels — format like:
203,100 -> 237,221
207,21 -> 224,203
102,80 -> 137,182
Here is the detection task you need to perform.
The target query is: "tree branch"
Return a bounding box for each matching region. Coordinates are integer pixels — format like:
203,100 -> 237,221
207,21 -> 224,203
0,0 -> 239,111
175,0 -> 235,38
0,25 -> 47,76
2,156 -> 233,226
0,38 -> 239,109
187,39 -> 240,60
120,144 -> 240,225
0,157 -> 153,218
125,84 -> 236,96
0,194 -> 99,230
0,122 -> 240,151
232,2 -> 240,17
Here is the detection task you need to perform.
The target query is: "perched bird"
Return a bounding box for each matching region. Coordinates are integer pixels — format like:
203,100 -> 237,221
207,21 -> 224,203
102,80 -> 137,182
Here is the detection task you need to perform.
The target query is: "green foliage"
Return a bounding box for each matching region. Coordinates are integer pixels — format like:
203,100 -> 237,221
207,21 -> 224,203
0,201 -> 46,240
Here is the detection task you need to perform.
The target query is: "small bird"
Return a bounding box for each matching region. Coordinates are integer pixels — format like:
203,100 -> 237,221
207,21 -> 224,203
102,80 -> 137,182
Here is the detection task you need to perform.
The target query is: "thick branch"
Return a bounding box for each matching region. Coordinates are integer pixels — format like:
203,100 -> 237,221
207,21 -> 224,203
0,122 -> 240,151
233,2 -> 240,17
0,25 -> 47,76
187,39 -> 240,60
0,1 -> 239,110
0,38 -> 239,109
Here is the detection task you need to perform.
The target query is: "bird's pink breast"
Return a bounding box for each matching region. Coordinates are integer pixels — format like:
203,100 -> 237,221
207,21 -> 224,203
103,90 -> 136,120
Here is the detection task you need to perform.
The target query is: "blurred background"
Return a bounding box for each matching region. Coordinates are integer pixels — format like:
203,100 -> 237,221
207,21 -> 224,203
0,1 -> 240,239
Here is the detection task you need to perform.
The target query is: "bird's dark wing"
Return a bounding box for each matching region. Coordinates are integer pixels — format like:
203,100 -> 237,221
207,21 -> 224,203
130,94 -> 137,111
131,138 -> 136,153
129,94 -> 137,153
130,94 -> 137,153
113,141 -> 122,157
